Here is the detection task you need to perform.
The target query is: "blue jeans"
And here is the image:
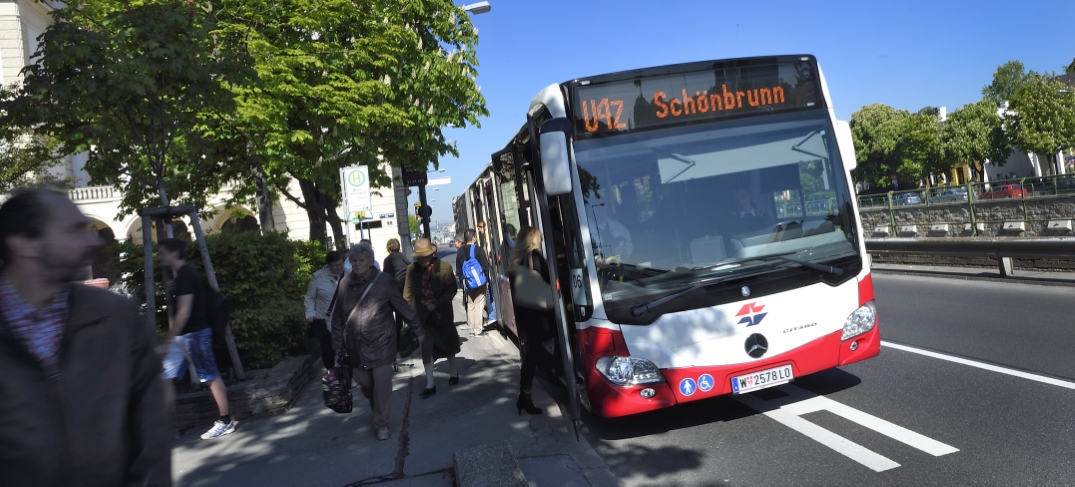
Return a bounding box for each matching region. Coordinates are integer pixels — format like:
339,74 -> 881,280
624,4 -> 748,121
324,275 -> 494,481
161,328 -> 221,382
486,286 -> 497,321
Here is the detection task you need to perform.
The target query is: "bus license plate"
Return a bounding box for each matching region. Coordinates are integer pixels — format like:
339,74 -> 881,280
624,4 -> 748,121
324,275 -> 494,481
731,364 -> 793,394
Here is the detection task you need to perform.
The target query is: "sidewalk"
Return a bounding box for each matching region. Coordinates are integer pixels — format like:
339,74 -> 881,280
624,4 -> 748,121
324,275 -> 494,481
171,292 -> 616,486
871,262 -> 1075,287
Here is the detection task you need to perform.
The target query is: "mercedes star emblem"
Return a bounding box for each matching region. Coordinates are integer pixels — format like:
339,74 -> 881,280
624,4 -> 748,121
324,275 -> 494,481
741,286 -> 751,297
745,333 -> 768,358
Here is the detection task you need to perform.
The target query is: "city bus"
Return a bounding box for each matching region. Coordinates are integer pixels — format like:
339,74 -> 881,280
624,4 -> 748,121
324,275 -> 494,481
456,55 -> 878,431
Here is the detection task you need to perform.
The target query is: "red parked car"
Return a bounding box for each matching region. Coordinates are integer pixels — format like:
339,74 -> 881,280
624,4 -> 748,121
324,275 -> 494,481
979,184 -> 1027,199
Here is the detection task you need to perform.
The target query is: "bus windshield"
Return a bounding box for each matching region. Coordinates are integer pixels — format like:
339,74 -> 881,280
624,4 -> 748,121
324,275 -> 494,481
574,109 -> 861,322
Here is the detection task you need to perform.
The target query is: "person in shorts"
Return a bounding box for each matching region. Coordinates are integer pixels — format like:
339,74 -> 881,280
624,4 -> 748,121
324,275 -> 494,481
158,238 -> 236,440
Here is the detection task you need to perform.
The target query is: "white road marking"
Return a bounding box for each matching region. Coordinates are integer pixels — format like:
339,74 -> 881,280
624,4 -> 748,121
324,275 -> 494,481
882,340 -> 1075,391
735,384 -> 958,472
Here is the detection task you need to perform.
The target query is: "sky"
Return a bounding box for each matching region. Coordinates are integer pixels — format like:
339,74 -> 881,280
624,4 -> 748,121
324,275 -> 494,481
417,0 -> 1075,225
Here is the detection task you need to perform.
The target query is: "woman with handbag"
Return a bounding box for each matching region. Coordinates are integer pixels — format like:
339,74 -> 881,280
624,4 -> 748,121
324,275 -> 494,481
404,239 -> 460,399
331,242 -> 432,441
508,226 -> 552,415
305,250 -> 345,369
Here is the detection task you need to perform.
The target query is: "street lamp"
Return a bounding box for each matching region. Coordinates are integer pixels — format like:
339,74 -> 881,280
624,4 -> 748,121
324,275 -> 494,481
461,1 -> 491,14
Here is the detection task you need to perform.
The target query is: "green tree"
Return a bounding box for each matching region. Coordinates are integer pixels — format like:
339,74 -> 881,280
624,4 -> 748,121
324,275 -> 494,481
897,111 -> 945,185
409,214 -> 419,238
1007,74 -> 1075,163
941,100 -> 1013,180
0,0 -> 253,216
849,103 -> 907,188
0,130 -> 69,192
1065,57 -> 1075,74
982,60 -> 1033,106
214,0 -> 487,245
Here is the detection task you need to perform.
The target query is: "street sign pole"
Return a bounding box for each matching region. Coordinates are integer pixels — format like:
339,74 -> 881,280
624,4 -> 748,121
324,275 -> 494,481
418,183 -> 431,239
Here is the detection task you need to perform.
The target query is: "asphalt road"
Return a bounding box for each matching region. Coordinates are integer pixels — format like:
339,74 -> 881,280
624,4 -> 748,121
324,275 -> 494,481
561,273 -> 1075,485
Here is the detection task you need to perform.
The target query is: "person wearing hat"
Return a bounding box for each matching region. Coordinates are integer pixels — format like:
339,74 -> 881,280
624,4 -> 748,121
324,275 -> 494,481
403,239 -> 460,398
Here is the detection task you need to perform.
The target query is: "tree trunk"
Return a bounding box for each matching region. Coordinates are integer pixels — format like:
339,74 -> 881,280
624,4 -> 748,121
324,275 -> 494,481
248,153 -> 276,232
321,190 -> 346,249
298,178 -> 328,245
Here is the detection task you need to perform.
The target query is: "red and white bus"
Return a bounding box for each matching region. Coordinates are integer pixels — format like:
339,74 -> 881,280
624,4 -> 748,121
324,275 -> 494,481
456,55 -> 878,430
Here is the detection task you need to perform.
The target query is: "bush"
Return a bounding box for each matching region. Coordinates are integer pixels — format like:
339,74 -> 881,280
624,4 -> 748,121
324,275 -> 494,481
110,231 -> 320,370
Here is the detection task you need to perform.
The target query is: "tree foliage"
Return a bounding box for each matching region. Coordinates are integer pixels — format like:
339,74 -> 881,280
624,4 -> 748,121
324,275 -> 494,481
214,0 -> 488,244
982,60 -> 1034,106
0,0 -> 253,215
1007,74 -> 1075,156
941,99 -> 1013,178
849,104 -> 907,187
0,130 -> 68,192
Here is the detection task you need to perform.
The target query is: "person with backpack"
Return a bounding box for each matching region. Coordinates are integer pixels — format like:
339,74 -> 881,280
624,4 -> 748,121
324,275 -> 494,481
158,238 -> 236,440
456,229 -> 490,337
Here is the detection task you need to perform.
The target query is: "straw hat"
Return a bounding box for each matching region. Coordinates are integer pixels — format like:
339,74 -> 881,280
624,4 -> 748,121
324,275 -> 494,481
412,238 -> 436,259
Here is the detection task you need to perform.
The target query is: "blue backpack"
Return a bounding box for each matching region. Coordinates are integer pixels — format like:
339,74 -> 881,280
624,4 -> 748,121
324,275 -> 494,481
462,244 -> 488,289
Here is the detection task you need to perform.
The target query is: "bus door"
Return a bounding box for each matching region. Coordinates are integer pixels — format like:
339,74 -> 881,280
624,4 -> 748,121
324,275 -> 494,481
491,149 -> 527,337
525,113 -> 583,439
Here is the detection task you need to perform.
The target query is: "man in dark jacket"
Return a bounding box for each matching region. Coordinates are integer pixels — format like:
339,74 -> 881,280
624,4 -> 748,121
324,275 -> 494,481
0,190 -> 171,486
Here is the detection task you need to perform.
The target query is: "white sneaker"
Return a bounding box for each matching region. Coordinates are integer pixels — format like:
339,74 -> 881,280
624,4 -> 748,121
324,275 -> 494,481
200,419 -> 237,440
377,426 -> 390,441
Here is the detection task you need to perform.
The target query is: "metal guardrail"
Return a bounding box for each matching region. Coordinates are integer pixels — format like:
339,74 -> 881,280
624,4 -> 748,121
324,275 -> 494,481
857,173 -> 1075,237
864,237 -> 1075,276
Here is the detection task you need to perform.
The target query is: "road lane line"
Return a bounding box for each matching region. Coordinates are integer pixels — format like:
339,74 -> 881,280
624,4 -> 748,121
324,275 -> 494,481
736,384 -> 958,471
762,408 -> 901,472
822,400 -> 959,457
881,340 -> 1075,391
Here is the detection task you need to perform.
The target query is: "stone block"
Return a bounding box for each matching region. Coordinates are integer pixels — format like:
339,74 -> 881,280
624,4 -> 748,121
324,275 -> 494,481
1000,221 -> 1026,236
872,226 -> 890,238
897,225 -> 918,238
927,223 -> 949,237
1043,220 -> 1074,236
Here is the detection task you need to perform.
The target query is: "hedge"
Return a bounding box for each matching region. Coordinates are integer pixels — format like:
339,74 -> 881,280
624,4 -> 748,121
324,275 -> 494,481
108,231 -> 327,371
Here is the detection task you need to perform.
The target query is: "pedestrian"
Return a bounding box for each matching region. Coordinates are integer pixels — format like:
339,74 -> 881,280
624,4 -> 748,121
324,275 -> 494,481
382,238 -> 410,292
508,226 -> 551,416
456,229 -> 490,337
345,239 -> 380,275
305,250 -> 346,370
476,221 -> 497,327
332,242 -> 432,441
404,238 -> 460,398
157,238 -> 237,440
0,189 -> 171,485
382,238 -> 411,341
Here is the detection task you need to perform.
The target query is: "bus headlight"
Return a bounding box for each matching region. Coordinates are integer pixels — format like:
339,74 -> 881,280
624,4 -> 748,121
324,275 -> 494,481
595,356 -> 665,386
842,301 -> 877,341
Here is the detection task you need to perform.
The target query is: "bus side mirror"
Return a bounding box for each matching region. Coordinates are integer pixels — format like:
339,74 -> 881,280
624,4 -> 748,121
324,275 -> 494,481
540,118 -> 573,196
834,120 -> 857,171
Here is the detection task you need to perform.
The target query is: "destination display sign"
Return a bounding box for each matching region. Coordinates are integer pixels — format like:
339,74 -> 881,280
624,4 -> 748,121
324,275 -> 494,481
572,59 -> 824,137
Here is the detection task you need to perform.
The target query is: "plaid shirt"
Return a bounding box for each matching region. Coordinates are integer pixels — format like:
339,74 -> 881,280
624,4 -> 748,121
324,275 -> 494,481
0,278 -> 69,366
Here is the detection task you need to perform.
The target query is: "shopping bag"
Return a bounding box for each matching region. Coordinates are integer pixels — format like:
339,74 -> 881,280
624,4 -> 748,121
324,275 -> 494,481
397,322 -> 420,358
322,351 -> 353,413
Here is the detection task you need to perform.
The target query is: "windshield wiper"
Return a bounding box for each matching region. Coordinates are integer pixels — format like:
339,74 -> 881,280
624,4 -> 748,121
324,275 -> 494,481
627,275 -> 739,316
695,252 -> 844,276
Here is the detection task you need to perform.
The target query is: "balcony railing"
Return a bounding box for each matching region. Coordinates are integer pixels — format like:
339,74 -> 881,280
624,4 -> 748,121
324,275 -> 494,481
68,186 -> 120,202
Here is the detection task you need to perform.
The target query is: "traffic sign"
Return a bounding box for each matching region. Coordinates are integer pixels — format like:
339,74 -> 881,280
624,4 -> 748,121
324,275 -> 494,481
341,166 -> 371,215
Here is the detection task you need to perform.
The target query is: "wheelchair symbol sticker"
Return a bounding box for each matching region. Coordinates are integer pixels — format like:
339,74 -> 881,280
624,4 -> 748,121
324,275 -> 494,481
698,374 -> 714,392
